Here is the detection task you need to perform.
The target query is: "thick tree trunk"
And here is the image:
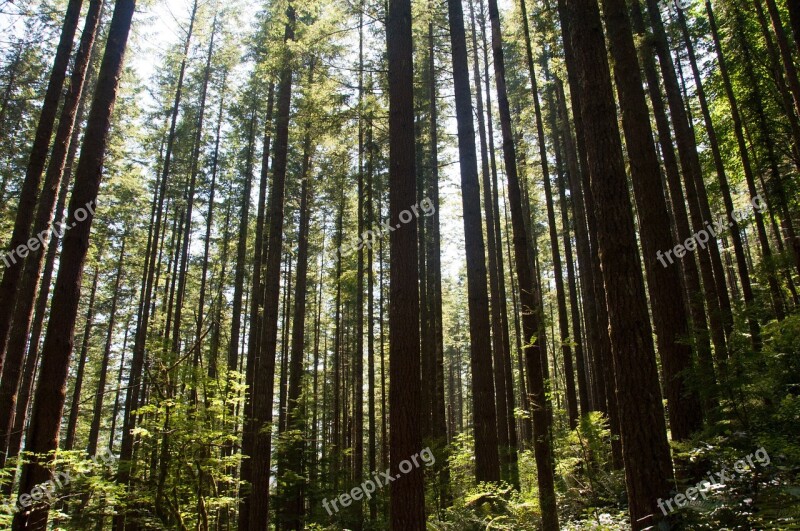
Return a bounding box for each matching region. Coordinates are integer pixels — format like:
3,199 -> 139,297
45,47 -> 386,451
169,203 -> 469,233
601,0 -> 703,440
0,0 -> 84,376
13,0 -> 136,526
0,0 -> 102,463
561,0 -> 675,527
386,0 -> 426,524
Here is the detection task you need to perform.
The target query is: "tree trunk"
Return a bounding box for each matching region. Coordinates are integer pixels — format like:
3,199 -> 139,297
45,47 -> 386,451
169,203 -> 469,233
561,0 -> 675,526
387,0 -> 426,523
0,0 -> 84,376
245,6 -> 296,528
486,0 -> 558,526
87,239 -> 125,456
280,119 -> 314,530
64,268 -> 99,451
447,0 -> 500,486
644,0 -> 730,368
601,0 -> 703,440
13,0 -> 137,526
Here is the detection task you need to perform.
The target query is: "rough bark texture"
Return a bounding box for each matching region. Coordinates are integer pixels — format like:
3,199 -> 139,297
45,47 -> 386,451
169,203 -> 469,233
562,0 -> 675,527
13,0 -> 136,527
387,0 -> 426,524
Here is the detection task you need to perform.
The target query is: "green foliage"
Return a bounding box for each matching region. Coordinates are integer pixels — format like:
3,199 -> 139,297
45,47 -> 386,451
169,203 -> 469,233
433,482 -> 541,530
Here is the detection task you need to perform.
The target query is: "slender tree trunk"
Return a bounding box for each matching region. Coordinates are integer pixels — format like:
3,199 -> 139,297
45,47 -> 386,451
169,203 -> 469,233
87,239 -> 125,456
447,0 -> 500,485
644,0 -> 730,369
64,268 -> 99,451
280,120 -> 314,531
245,6 -> 296,528
678,5 -> 776,335
486,0 -> 558,525
116,5 -> 197,522
546,79 -> 589,415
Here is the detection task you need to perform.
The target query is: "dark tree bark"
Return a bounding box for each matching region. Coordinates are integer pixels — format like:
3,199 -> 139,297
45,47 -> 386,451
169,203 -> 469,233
279,120 -> 314,531
386,0 -> 426,524
0,0 -> 102,464
446,0 -> 500,485
601,0 -> 703,440
561,0 -> 675,527
644,0 -> 730,368
518,0 -> 578,430
628,0 -> 717,406
244,5 -> 296,528
12,0 -> 137,526
0,0 -> 84,376
487,0 -> 558,526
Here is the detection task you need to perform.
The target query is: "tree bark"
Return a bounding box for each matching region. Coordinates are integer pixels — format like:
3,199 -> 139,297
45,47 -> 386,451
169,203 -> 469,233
387,0 -> 426,523
13,0 -> 136,526
486,0 -> 558,526
0,0 -> 84,376
561,0 -> 675,526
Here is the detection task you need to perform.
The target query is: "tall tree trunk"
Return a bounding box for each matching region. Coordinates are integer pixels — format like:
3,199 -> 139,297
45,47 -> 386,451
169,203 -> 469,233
87,239 -> 125,455
245,6 -> 296,528
628,0 -> 717,409
601,0 -> 703,439
425,15 -> 452,501
387,0 -> 426,524
0,0 -> 83,375
643,0 -> 730,368
678,5 -> 777,335
519,0 -> 578,430
486,0 -> 558,526
447,0 -> 500,485
116,4 -> 197,522
280,119 -> 314,531
2,98 -> 83,479
0,0 -> 102,463
546,79 -> 589,414
561,0 -> 675,527
12,0 -> 137,526
64,268 -> 100,451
